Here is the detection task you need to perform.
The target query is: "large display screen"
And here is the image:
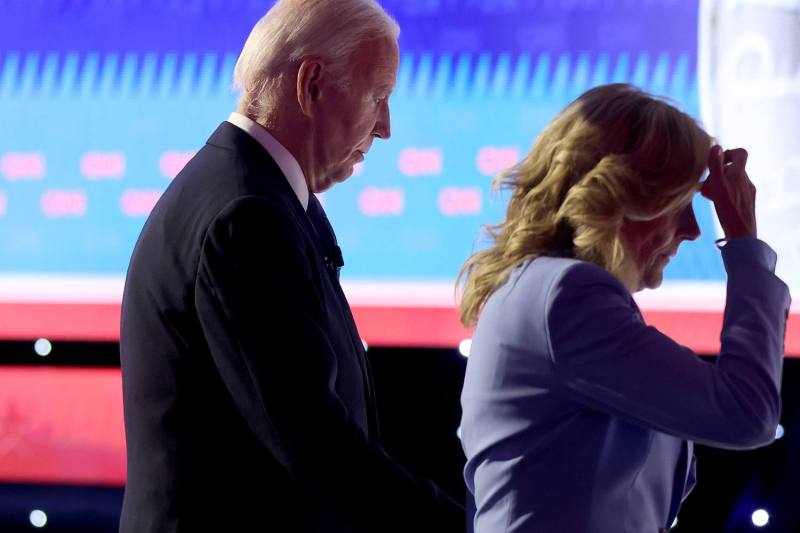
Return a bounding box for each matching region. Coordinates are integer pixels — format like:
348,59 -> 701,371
0,0 -> 797,351
1,0 -> 799,489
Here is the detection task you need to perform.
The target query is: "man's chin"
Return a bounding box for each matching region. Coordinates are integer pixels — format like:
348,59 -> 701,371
330,167 -> 355,185
312,175 -> 342,193
311,166 -> 356,193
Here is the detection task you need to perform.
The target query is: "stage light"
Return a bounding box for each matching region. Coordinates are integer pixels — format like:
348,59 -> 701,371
671,516 -> 678,528
361,338 -> 368,351
29,509 -> 47,528
456,426 -> 462,440
775,424 -> 784,440
458,339 -> 472,357
751,509 -> 770,528
34,338 -> 52,357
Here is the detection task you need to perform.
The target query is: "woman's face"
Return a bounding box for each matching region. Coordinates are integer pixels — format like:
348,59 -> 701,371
620,197 -> 701,292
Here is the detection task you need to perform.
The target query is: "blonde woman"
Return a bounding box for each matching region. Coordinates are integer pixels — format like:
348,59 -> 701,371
459,84 -> 790,533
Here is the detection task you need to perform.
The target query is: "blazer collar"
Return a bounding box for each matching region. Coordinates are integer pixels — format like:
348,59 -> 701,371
206,122 -> 309,219
226,112 -> 309,211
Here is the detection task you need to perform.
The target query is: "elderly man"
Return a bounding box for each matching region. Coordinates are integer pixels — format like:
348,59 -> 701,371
119,1 -> 464,531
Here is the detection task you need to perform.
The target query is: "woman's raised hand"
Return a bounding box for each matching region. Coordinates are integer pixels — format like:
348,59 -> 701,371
701,145 -> 757,240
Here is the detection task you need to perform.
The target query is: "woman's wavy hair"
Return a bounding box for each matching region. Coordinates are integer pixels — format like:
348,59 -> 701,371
458,83 -> 711,326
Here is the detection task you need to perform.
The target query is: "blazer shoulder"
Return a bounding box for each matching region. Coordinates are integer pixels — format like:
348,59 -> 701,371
506,256 -> 624,309
543,258 -> 629,305
534,258 -> 636,343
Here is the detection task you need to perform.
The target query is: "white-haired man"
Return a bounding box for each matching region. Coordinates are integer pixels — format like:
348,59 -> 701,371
119,1 -> 465,531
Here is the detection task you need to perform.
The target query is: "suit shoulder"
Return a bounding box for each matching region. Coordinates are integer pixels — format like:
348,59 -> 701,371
206,195 -> 305,244
544,258 -> 626,293
508,256 -> 618,295
520,257 -> 631,316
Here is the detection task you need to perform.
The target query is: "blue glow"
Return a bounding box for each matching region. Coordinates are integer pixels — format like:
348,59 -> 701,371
0,1 -> 721,285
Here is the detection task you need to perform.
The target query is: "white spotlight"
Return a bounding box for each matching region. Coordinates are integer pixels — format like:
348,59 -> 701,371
458,339 -> 472,358
751,509 -> 770,528
29,509 -> 47,528
775,424 -> 784,440
671,516 -> 678,529
361,338 -> 368,352
34,338 -> 52,357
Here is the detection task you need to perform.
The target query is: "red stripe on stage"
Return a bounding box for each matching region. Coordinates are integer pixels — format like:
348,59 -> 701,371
0,301 -> 798,355
0,302 -> 121,341
0,307 -> 798,487
350,306 -> 473,348
0,367 -> 126,486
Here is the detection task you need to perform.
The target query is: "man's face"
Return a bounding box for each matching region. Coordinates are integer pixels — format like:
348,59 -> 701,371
622,196 -> 701,291
310,36 -> 399,192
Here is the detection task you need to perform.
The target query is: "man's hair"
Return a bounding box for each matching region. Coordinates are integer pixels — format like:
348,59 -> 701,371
233,0 -> 399,120
458,83 -> 711,326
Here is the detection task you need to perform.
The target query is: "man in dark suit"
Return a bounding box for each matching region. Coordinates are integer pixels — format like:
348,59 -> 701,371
119,1 -> 464,531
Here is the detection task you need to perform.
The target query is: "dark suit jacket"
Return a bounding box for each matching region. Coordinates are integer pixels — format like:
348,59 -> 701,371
119,122 -> 464,532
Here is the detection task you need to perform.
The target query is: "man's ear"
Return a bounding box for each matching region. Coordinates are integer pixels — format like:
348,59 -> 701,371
297,57 -> 324,117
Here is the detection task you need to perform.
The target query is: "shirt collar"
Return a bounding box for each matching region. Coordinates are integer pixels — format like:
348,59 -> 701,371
226,112 -> 309,211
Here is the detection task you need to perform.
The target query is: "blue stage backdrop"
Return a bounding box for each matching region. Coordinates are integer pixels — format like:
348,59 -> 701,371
0,0 -> 752,350
0,0 -> 722,301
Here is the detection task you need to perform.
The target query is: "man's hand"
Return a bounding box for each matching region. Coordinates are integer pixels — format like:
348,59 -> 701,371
700,145 -> 757,240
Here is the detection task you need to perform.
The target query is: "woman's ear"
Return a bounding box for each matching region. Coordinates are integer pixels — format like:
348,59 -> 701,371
297,57 -> 324,117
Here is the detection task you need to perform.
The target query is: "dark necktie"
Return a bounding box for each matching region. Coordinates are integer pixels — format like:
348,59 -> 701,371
306,194 -> 344,280
306,194 -> 378,437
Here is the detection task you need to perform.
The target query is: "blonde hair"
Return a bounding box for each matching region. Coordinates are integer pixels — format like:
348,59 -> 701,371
233,0 -> 399,121
458,83 -> 711,326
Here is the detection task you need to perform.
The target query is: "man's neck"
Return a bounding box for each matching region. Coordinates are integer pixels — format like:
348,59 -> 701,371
247,110 -> 317,193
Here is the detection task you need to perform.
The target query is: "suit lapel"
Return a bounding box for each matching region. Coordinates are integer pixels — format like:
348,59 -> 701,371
306,197 -> 380,439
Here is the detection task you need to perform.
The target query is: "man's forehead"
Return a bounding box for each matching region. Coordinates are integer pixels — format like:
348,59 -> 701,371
374,67 -> 397,86
346,36 -> 397,84
365,49 -> 399,86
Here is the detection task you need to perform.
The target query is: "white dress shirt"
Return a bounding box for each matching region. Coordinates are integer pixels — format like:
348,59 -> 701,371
227,112 -> 309,211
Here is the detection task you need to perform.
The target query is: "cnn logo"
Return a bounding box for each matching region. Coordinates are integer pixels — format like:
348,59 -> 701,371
41,190 -> 87,218
398,148 -> 443,177
1,153 -> 45,181
159,151 -> 196,179
358,187 -> 405,217
80,152 -> 126,180
438,187 -> 482,216
476,146 -> 520,176
120,189 -> 163,217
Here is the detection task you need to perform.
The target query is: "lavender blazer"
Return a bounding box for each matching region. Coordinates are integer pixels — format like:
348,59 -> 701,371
461,238 -> 790,533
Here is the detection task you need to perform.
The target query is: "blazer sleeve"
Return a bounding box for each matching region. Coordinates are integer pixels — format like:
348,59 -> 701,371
194,196 -> 464,532
546,237 -> 791,449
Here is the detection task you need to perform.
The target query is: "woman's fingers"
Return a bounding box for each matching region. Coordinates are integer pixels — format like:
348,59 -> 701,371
703,145 -> 757,239
724,147 -> 748,167
702,145 -> 724,200
708,145 -> 724,179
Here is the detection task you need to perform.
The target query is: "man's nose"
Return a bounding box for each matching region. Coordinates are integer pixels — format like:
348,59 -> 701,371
373,101 -> 391,140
